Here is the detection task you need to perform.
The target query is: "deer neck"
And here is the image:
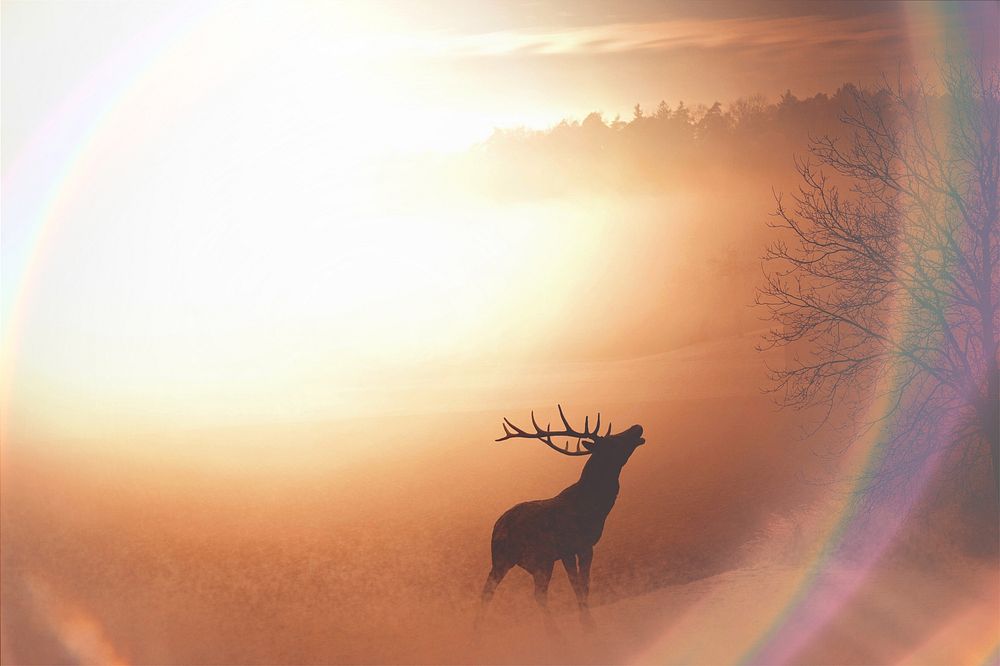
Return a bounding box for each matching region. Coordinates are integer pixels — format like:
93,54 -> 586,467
572,457 -> 624,514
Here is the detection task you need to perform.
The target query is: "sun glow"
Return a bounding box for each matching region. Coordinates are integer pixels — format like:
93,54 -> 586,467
8,188 -> 609,438
1,2 -> 595,443
4,3 -> 998,666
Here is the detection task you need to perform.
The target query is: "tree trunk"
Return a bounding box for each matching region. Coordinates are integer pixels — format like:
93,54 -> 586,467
988,360 -> 999,507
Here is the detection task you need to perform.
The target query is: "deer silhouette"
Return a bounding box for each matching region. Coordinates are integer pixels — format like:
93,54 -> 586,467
477,405 -> 645,631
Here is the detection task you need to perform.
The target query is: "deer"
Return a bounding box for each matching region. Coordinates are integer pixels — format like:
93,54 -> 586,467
476,405 -> 645,632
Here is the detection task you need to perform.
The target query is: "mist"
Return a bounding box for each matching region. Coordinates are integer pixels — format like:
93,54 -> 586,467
3,2 -> 999,663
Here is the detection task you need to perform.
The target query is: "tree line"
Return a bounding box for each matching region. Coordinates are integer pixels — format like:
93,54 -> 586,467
459,85 -> 864,198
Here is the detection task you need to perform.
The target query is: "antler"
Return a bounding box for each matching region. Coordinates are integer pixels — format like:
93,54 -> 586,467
495,404 -> 608,456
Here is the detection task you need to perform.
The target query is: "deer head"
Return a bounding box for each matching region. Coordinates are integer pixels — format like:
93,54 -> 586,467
496,404 -> 645,463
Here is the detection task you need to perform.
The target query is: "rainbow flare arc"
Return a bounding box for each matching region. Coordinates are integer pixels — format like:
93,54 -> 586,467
633,3 -> 999,664
1,3 -> 211,443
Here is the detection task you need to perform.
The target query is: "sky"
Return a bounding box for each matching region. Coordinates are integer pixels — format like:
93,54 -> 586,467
3,1 -> 988,158
2,0 -> 996,440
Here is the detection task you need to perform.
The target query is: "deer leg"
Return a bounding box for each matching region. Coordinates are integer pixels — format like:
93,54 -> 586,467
560,555 -> 585,608
577,547 -> 595,628
474,563 -> 511,633
531,562 -> 559,636
480,563 -> 511,605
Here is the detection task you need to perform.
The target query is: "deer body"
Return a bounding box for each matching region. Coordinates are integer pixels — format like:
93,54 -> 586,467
477,407 -> 644,631
491,457 -> 621,569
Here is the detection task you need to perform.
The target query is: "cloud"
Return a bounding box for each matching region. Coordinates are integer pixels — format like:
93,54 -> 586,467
472,15 -> 901,55
346,13 -> 909,60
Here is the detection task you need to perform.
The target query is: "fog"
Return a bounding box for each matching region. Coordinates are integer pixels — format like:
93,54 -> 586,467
4,23 -> 998,662
0,348 -> 811,663
4,333 -> 996,663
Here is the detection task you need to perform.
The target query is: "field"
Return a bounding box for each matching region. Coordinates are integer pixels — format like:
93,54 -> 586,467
4,333 -> 994,663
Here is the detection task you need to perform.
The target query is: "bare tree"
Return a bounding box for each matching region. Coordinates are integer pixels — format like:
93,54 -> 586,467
757,65 -> 999,509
